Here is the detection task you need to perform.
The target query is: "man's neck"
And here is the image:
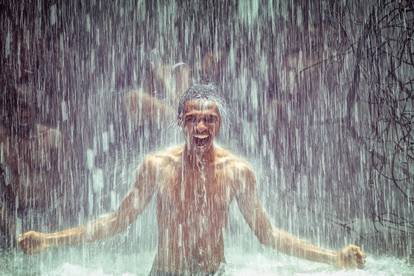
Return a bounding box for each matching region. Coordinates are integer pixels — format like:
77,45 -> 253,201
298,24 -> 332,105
183,144 -> 215,169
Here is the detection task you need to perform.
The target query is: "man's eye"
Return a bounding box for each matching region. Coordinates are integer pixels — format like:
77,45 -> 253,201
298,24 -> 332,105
205,116 -> 216,123
185,116 -> 196,123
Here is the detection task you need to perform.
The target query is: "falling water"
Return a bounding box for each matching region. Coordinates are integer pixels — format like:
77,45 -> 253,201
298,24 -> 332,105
0,0 -> 413,275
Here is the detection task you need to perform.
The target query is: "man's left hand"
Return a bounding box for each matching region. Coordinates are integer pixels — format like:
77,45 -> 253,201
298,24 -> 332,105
335,244 -> 366,269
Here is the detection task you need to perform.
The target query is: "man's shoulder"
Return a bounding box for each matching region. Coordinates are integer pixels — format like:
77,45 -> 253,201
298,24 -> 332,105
215,146 -> 253,173
144,145 -> 183,165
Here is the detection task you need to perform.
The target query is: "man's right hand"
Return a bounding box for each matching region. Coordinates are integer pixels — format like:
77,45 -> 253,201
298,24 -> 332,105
18,231 -> 50,255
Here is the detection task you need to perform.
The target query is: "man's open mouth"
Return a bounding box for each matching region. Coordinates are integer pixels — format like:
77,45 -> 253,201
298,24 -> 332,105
193,134 -> 210,147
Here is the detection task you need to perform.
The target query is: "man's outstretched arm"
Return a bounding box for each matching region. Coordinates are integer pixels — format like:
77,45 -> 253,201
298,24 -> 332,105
234,165 -> 365,269
19,156 -> 158,254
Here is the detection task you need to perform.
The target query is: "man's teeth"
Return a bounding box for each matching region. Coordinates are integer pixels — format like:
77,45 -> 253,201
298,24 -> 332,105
194,134 -> 209,139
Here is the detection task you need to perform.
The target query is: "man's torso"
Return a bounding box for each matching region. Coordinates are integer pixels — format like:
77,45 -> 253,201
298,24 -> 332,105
149,145 -> 244,274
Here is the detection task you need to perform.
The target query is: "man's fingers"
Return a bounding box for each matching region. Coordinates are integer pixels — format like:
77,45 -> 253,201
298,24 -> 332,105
17,231 -> 45,255
357,251 -> 367,268
350,245 -> 366,268
339,244 -> 366,269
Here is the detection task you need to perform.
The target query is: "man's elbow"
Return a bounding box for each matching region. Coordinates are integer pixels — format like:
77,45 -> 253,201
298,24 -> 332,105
113,210 -> 138,234
253,226 -> 278,248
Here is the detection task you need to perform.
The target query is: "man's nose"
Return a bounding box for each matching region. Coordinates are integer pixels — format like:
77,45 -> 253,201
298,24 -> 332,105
195,120 -> 207,132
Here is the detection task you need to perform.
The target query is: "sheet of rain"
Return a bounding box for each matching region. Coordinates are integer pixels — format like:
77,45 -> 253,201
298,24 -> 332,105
0,1 -> 413,275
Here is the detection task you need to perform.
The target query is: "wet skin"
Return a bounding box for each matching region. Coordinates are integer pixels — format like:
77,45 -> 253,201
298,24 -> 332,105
19,99 -> 365,273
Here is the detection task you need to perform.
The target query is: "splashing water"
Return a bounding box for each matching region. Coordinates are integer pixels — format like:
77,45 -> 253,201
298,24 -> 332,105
0,246 -> 412,275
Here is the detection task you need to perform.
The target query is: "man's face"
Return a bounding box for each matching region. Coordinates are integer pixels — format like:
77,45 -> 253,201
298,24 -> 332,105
181,99 -> 221,153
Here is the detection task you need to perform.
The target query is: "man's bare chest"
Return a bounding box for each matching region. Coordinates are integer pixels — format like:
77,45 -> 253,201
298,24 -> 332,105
156,167 -> 234,224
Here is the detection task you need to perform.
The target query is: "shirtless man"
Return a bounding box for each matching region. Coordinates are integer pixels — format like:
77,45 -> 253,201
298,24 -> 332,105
18,84 -> 365,274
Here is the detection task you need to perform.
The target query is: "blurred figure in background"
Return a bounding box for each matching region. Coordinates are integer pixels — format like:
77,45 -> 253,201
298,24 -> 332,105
0,70 -> 76,248
122,45 -> 224,135
123,57 -> 192,133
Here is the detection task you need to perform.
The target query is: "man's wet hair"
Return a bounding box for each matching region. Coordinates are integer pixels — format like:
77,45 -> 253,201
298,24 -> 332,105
177,83 -> 228,126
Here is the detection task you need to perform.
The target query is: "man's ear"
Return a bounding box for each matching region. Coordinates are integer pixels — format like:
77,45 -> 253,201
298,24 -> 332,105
177,116 -> 183,127
216,117 -> 221,135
